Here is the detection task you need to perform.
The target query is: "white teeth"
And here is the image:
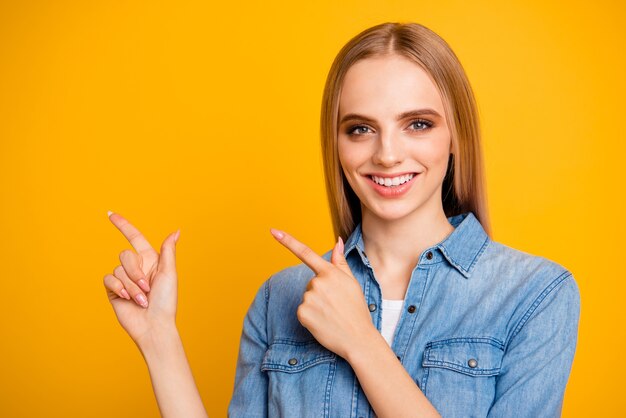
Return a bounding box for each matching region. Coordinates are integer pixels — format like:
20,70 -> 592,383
371,173 -> 415,187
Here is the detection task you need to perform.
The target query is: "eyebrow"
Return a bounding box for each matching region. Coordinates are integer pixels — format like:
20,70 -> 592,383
339,108 -> 443,125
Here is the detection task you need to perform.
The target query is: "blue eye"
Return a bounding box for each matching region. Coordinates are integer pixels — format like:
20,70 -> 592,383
347,125 -> 373,135
410,119 -> 433,131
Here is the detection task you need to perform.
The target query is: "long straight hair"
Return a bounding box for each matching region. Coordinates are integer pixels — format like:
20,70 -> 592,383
321,22 -> 491,240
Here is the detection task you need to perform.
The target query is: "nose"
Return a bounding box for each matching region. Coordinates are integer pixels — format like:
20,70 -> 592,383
372,130 -> 403,167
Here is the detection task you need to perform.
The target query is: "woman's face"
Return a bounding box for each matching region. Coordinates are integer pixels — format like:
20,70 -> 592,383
337,54 -> 452,224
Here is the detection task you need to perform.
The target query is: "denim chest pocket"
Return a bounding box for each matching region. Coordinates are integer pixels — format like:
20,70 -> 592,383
421,337 -> 504,418
262,339 -> 336,373
261,340 -> 337,418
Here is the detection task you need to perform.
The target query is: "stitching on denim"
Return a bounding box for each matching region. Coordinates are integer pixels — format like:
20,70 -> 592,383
437,245 -> 470,278
324,360 -> 336,418
350,375 -> 359,418
261,340 -> 337,372
412,266 -> 430,324
264,278 -> 270,304
425,337 -> 504,350
436,231 -> 489,279
263,278 -> 270,346
271,338 -> 333,346
421,358 -> 501,376
508,271 -> 572,346
466,236 -> 490,276
421,337 -> 505,376
397,268 -> 432,360
364,268 -> 382,330
261,356 -> 336,373
417,259 -> 444,268
421,367 -> 430,395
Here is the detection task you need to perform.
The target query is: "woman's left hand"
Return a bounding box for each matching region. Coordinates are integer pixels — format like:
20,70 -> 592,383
270,229 -> 377,359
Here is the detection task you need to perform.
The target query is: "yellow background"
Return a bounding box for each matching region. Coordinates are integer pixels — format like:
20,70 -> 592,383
0,0 -> 623,416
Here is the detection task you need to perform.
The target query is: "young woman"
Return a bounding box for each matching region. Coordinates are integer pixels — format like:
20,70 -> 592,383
103,22 -> 579,418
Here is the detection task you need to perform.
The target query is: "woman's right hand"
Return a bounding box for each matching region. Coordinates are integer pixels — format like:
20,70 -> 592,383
103,212 -> 180,348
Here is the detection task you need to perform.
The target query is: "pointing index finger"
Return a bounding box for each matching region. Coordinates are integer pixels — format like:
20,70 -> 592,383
108,212 -> 154,254
270,228 -> 329,274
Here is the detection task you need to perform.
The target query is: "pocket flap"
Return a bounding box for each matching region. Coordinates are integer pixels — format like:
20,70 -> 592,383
422,337 -> 504,377
261,340 -> 336,373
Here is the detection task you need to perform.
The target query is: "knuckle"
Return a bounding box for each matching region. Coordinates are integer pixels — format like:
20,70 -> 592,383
103,274 -> 122,291
126,229 -> 141,241
119,249 -> 133,261
137,253 -> 144,268
299,246 -> 313,260
117,259 -> 143,281
122,276 -> 138,289
296,305 -> 308,324
127,286 -> 144,299
103,274 -> 113,286
119,266 -> 140,283
113,265 -> 125,277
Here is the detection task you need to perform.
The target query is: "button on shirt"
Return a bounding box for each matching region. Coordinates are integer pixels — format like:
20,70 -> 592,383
228,212 -> 581,418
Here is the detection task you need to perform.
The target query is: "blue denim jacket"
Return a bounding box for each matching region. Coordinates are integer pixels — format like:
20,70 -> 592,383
228,212 -> 580,417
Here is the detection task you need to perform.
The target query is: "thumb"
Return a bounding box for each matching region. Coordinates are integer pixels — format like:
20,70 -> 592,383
158,229 -> 180,274
330,236 -> 351,275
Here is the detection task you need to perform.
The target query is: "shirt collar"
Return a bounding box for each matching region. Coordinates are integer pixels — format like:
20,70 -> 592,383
343,211 -> 490,279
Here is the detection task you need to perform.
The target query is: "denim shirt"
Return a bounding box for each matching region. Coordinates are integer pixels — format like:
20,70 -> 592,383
228,212 -> 580,417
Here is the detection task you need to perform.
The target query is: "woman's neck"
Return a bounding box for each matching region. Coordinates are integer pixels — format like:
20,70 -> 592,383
360,203 -> 455,296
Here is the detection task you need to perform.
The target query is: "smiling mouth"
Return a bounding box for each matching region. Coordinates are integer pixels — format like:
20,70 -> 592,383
367,173 -> 416,187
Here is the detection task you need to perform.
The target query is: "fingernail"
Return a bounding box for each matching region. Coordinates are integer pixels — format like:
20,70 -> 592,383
174,229 -> 180,243
338,236 -> 344,253
120,289 -> 130,300
270,228 -> 284,240
135,293 -> 148,308
138,279 -> 150,292
107,210 -> 114,217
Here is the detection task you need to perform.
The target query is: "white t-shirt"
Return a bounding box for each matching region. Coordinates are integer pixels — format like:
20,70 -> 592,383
380,299 -> 404,346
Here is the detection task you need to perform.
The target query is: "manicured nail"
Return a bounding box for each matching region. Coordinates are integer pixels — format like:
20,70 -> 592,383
135,293 -> 148,308
120,288 -> 130,300
270,228 -> 284,240
174,229 -> 180,243
107,210 -> 114,217
338,236 -> 344,253
138,279 -> 150,292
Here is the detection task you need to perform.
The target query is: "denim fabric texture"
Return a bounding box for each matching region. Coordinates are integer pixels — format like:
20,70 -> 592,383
228,212 -> 580,417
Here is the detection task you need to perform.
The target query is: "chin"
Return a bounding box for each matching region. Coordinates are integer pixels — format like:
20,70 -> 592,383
363,201 -> 424,222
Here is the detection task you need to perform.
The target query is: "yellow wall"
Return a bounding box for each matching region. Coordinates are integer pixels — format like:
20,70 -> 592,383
0,0 -> 622,416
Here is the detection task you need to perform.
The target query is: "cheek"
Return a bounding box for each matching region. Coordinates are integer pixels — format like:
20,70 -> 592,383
434,147 -> 451,169
337,139 -> 372,197
419,137 -> 451,170
337,138 -> 367,174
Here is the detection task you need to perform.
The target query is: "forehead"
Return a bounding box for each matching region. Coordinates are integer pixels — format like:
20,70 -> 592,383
339,54 -> 445,119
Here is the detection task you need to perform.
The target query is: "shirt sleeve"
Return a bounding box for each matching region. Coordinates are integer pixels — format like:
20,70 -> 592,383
228,279 -> 270,418
487,272 -> 581,417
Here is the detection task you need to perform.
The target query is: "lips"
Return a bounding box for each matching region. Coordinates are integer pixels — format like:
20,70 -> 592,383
369,173 -> 415,187
365,172 -> 419,197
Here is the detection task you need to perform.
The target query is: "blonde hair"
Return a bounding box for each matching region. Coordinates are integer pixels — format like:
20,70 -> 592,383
321,22 -> 491,240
